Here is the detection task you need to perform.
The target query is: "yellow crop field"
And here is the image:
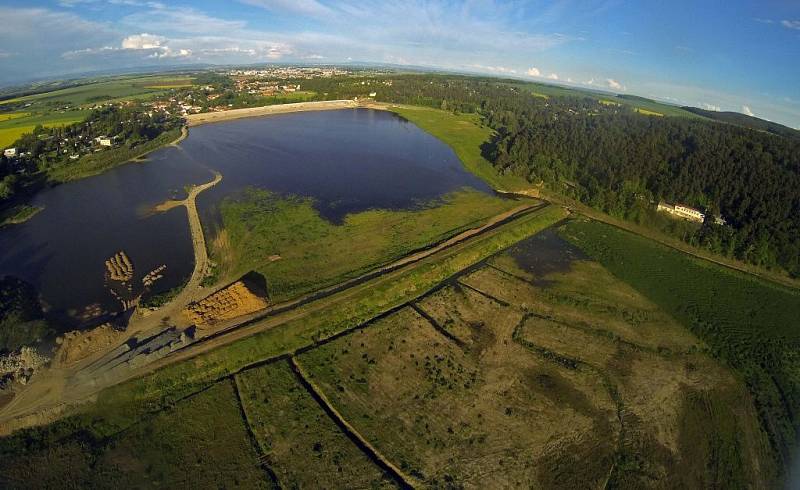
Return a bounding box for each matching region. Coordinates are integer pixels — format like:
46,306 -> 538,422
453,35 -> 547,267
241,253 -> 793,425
636,107 -> 664,116
0,112 -> 30,121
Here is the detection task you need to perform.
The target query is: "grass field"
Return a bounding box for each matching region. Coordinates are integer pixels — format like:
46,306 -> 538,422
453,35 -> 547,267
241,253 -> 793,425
635,107 -> 664,116
235,362 -> 395,488
508,81 -> 703,118
0,110 -> 90,148
298,302 -> 617,487
0,75 -> 192,148
0,76 -> 193,108
0,112 -> 29,122
560,218 -> 800,476
212,188 -> 522,300
0,381 -> 271,488
389,105 -> 531,191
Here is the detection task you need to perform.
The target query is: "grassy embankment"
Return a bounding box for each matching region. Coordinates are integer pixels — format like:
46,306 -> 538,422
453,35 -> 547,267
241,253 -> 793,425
388,105 -> 530,192
211,188 -> 522,300
560,219 -> 800,478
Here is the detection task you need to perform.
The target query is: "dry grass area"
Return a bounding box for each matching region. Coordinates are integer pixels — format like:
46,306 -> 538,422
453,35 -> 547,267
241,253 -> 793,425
476,243 -> 774,487
290,232 -> 773,488
235,361 -> 396,489
298,305 -> 618,488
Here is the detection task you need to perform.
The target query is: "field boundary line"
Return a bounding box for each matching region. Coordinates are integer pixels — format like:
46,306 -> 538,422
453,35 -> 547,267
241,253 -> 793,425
408,303 -> 466,348
288,357 -> 416,489
232,375 -> 283,488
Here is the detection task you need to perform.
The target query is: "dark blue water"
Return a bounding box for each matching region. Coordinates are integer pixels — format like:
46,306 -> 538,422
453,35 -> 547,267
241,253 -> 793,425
183,108 -> 491,223
0,108 -> 491,329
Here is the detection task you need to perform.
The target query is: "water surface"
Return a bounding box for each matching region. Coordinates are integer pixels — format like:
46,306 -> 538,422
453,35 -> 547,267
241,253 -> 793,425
0,109 -> 491,330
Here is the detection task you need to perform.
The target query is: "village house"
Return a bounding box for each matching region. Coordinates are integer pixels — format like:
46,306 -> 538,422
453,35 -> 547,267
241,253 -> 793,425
3,148 -> 16,158
657,201 -> 706,223
94,136 -> 112,147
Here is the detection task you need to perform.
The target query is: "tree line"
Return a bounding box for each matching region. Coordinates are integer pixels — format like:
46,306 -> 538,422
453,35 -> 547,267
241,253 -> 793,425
309,74 -> 800,277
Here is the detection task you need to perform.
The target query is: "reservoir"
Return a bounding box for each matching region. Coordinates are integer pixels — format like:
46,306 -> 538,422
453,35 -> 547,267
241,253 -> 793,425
0,109 -> 492,330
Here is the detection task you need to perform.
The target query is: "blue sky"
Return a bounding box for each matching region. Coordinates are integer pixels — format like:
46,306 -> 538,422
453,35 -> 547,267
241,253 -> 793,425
1,0 -> 799,127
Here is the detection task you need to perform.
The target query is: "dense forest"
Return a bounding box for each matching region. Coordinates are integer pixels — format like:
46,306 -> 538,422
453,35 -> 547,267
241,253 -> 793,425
305,75 -> 800,277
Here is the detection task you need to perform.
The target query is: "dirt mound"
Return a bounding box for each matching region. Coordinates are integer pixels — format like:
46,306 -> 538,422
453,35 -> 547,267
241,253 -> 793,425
183,280 -> 268,328
54,324 -> 125,368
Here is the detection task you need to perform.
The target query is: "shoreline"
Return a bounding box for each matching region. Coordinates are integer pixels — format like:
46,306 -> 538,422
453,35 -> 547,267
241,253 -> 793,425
185,99 -> 359,126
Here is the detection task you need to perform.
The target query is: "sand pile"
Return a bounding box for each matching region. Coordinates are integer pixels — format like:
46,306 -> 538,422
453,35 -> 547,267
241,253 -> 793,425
183,281 -> 269,328
53,324 -> 125,368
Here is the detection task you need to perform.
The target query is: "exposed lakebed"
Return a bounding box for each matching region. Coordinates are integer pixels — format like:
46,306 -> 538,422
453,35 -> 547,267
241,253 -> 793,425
0,109 -> 493,330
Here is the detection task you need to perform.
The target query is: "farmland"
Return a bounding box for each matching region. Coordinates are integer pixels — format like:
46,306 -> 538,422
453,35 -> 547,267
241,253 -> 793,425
0,75 -> 193,149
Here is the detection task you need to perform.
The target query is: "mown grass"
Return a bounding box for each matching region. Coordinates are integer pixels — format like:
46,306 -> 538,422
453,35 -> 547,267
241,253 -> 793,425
0,381 -> 270,488
213,188 -> 522,301
235,362 -> 394,488
388,105 -> 530,191
560,219 -> 800,475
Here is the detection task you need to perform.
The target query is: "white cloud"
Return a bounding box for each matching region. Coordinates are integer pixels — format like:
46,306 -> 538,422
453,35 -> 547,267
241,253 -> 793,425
239,0 -> 333,17
547,73 -> 559,80
607,78 -> 624,90
742,105 -> 755,117
121,33 -> 165,50
468,64 -> 517,74
702,103 -> 721,111
781,20 -> 800,30
526,67 -> 540,77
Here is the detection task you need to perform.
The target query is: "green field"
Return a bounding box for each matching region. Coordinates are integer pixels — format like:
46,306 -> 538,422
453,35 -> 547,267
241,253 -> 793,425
0,76 -> 193,108
508,81 -> 703,118
0,110 -> 90,148
212,188 -> 522,300
389,105 -> 531,191
235,362 -> 394,488
0,382 -> 271,488
0,75 -> 192,148
560,219 -> 800,473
